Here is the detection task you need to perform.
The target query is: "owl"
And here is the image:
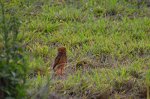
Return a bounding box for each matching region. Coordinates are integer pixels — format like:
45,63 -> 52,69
53,47 -> 67,75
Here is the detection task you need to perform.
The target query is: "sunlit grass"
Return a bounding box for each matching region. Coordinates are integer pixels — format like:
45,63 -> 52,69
2,0 -> 150,98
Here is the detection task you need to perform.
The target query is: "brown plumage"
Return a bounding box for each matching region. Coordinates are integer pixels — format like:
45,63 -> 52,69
53,47 -> 67,75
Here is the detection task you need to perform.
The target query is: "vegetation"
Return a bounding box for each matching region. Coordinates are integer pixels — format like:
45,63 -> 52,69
0,0 -> 150,98
0,1 -> 28,98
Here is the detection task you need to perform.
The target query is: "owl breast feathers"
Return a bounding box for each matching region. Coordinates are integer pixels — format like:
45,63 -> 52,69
53,47 -> 67,75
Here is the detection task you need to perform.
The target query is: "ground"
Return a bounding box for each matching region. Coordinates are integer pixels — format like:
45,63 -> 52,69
2,0 -> 150,99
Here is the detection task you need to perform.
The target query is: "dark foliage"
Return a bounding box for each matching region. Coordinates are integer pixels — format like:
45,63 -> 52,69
0,1 -> 28,98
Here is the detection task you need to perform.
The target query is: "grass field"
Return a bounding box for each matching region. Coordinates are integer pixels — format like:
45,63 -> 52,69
1,0 -> 150,98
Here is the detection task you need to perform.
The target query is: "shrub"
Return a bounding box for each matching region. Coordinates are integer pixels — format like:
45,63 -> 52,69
0,1 -> 28,98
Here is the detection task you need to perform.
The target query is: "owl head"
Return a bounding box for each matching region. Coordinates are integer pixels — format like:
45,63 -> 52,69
58,47 -> 66,53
